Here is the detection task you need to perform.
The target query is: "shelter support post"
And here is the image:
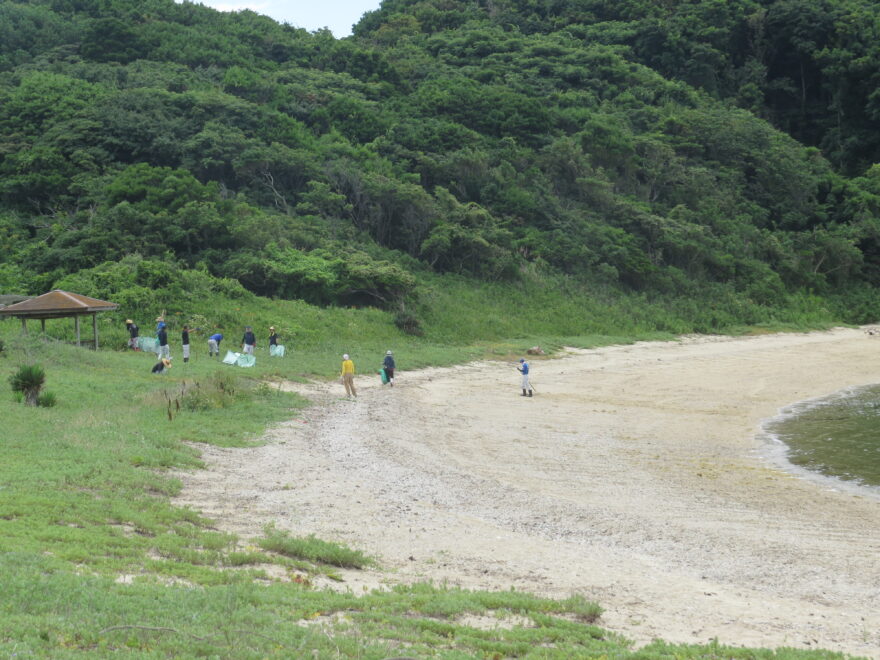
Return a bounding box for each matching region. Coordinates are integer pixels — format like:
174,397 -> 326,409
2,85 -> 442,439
75,315 -> 81,347
40,319 -> 46,334
92,313 -> 98,350
21,318 -> 27,335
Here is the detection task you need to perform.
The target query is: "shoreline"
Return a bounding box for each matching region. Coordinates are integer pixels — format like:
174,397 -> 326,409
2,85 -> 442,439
757,385 -> 880,503
174,328 -> 880,658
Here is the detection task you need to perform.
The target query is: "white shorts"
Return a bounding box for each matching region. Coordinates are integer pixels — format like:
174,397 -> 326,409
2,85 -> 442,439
182,344 -> 190,359
243,344 -> 255,355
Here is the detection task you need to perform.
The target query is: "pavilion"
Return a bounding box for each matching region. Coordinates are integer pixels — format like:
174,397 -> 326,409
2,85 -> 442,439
0,290 -> 118,349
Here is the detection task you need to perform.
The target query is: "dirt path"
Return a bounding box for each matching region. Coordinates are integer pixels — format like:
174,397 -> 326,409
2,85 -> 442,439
174,329 -> 880,658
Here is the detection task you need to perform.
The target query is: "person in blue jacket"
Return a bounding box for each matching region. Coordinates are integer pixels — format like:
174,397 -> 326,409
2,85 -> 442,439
208,333 -> 223,357
383,350 -> 396,387
517,358 -> 532,397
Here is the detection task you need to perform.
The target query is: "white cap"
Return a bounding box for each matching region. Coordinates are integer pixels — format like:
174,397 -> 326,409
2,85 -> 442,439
343,354 -> 349,360
386,350 -> 392,355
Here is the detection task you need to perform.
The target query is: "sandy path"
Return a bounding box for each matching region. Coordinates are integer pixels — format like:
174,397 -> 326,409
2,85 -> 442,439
174,329 -> 880,657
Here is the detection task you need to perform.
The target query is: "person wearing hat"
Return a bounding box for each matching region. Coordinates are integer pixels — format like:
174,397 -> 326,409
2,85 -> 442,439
125,319 -> 139,350
341,353 -> 356,397
517,358 -> 532,397
151,357 -> 172,374
268,326 -> 278,348
382,350 -> 396,387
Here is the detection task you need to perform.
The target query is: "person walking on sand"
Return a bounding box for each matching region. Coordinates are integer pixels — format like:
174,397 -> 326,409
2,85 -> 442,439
341,353 -> 356,397
157,323 -> 170,359
517,358 -> 532,397
208,332 -> 223,357
241,326 -> 256,355
125,319 -> 139,350
383,350 -> 396,387
181,325 -> 191,363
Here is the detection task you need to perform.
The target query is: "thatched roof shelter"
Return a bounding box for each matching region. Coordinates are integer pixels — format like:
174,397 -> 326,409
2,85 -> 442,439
0,290 -> 118,349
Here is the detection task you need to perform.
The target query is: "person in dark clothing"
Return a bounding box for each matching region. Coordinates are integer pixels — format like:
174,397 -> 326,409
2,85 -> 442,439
383,350 -> 396,387
269,326 -> 278,347
125,320 -> 139,350
151,358 -> 172,374
157,326 -> 170,359
208,333 -> 222,356
241,326 -> 256,355
182,325 -> 190,363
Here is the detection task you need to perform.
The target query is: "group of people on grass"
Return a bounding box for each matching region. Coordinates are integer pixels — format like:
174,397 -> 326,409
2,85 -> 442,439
127,316 -> 533,396
126,317 -> 282,374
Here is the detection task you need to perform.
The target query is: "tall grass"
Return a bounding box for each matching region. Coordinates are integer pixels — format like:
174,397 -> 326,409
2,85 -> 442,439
259,526 -> 373,569
9,272 -> 844,381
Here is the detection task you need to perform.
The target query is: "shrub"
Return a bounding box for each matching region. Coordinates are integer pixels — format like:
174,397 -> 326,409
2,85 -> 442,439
180,372 -> 239,412
37,391 -> 57,408
394,309 -> 423,336
9,364 -> 45,406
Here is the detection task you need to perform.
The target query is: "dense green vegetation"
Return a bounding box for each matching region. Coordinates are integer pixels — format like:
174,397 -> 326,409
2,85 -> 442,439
1,0 -> 879,334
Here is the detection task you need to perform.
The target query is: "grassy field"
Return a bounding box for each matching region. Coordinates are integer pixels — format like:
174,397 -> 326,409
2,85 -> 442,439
0,284 -> 861,659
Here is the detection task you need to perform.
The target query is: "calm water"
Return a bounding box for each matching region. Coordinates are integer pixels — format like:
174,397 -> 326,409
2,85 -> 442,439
764,384 -> 880,492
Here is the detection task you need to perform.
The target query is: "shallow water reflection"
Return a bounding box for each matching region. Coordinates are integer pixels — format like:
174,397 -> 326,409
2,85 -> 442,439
765,384 -> 880,488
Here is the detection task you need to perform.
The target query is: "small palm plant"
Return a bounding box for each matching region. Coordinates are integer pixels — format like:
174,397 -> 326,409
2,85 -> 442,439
10,364 -> 46,407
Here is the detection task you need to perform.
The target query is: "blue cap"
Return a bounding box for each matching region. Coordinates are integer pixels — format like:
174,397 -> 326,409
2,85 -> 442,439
519,358 -> 525,362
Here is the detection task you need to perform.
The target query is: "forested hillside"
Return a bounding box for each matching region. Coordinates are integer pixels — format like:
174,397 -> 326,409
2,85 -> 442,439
2,0 -> 880,334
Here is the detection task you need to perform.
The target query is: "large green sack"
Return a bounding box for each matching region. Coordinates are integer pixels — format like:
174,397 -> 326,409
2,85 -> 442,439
137,337 -> 158,353
235,354 -> 256,368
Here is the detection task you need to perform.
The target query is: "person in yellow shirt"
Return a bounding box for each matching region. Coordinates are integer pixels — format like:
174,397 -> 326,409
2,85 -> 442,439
341,353 -> 356,397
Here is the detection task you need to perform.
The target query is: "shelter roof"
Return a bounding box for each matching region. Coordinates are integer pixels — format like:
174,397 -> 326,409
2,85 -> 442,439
0,290 -> 118,319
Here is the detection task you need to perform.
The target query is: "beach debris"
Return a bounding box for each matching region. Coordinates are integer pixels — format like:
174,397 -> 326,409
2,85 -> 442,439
527,346 -> 545,355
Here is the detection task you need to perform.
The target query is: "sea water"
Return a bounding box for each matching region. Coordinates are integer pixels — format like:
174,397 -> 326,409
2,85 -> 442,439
763,384 -> 880,496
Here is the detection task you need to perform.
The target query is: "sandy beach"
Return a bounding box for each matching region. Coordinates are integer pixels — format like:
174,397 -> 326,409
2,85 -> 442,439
174,328 -> 880,657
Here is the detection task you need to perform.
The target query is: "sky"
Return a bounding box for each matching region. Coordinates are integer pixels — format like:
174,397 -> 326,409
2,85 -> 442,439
182,0 -> 384,37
